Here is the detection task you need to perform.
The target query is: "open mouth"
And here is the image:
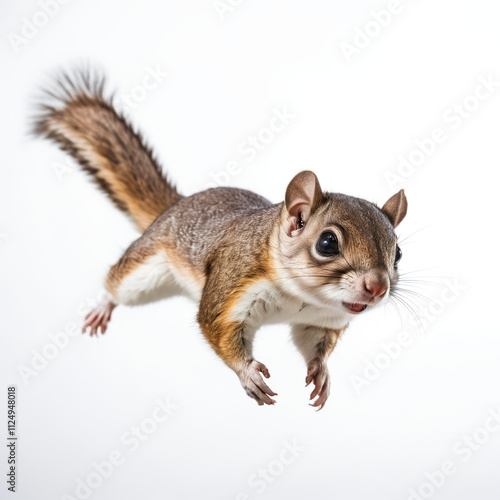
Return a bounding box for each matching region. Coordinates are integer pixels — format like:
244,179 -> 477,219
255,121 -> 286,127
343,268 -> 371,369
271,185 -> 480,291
342,302 -> 368,313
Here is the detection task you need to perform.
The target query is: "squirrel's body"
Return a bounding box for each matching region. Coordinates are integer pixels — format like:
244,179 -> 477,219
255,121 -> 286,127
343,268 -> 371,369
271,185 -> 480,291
34,70 -> 408,409
107,187 -> 276,305
112,186 -> 350,328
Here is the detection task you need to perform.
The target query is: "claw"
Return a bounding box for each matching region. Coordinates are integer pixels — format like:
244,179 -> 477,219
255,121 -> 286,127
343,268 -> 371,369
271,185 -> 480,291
82,299 -> 116,337
240,360 -> 277,406
306,358 -> 330,410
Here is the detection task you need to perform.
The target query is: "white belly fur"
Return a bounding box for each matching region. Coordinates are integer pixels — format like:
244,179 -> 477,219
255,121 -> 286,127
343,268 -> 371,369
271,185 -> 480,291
115,251 -> 203,306
117,257 -> 349,330
229,278 -> 350,330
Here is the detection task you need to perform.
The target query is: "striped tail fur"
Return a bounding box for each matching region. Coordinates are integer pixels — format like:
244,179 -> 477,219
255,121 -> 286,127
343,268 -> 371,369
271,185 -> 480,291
32,69 -> 183,232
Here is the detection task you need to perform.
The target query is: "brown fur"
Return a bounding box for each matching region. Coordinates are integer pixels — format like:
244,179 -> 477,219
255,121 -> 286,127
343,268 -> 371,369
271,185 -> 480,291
105,238 -> 160,296
32,70 -> 182,232
198,247 -> 274,370
381,189 -> 408,228
314,327 -> 343,359
34,70 -> 408,408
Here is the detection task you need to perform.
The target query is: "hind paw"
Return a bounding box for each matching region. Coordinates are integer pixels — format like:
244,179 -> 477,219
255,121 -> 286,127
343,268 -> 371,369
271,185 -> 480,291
82,298 -> 116,336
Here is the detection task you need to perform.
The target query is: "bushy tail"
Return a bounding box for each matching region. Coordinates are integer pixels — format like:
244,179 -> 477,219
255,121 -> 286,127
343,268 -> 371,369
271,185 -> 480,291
32,69 -> 183,232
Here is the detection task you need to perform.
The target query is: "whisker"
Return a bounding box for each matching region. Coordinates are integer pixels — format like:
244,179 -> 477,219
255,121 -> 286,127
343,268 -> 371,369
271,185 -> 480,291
398,268 -> 444,277
390,292 -> 425,332
386,298 -> 404,331
393,290 -> 425,317
397,225 -> 432,246
397,278 -> 449,290
341,254 -> 358,276
392,286 -> 432,304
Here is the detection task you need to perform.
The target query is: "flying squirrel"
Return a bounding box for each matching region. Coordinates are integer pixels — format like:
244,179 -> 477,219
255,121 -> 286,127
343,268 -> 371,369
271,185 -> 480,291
33,70 -> 408,410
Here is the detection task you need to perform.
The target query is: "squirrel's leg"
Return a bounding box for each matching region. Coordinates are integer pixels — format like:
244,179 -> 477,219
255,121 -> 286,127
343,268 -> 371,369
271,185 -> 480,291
83,235 -> 197,336
200,320 -> 277,406
290,325 -> 345,410
83,295 -> 116,336
198,291 -> 277,405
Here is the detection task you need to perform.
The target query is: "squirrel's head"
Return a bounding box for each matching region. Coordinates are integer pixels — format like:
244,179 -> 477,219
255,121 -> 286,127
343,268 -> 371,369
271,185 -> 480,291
274,170 -> 407,316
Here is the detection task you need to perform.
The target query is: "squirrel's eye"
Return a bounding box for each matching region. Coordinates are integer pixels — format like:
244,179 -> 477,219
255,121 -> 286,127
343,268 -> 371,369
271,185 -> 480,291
395,245 -> 402,266
316,231 -> 339,256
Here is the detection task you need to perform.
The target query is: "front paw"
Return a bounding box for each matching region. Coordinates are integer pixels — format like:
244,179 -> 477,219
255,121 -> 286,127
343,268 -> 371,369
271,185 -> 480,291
306,358 -> 330,410
239,360 -> 277,406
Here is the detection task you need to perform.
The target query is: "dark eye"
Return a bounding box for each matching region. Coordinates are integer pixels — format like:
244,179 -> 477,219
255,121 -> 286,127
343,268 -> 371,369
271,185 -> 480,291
316,231 -> 339,256
395,245 -> 402,266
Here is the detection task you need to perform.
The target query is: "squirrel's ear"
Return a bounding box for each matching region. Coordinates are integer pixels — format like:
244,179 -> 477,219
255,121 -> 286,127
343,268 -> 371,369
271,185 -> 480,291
381,189 -> 408,228
285,171 -> 324,230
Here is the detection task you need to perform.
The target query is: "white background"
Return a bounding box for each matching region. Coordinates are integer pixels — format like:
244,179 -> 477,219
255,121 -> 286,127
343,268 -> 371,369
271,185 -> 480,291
1,1 -> 500,499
